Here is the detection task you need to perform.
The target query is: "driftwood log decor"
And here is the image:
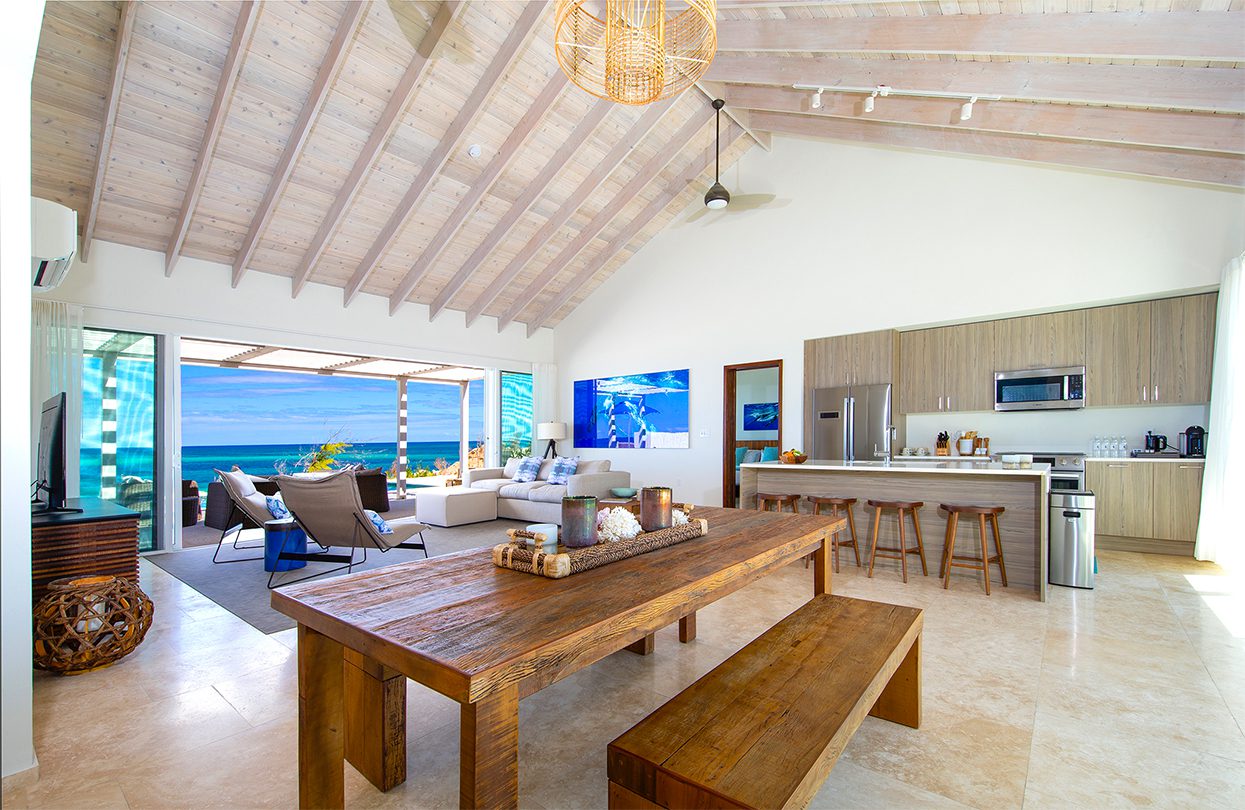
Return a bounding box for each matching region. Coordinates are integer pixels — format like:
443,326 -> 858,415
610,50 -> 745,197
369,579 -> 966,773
494,519 -> 709,579
32,575 -> 154,675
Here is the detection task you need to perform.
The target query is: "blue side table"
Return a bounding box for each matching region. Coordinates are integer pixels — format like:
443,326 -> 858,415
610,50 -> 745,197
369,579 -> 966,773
264,519 -> 307,573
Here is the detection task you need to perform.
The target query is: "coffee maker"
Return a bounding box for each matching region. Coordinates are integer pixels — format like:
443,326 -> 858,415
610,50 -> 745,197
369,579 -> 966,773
1180,426 -> 1207,458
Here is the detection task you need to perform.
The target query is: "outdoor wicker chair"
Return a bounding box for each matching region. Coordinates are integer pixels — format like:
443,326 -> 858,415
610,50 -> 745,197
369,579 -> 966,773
270,469 -> 429,589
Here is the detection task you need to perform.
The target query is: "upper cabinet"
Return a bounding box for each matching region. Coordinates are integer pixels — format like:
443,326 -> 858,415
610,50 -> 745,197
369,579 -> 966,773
1086,293 -> 1216,407
804,330 -> 900,424
899,321 -> 994,414
992,310 -> 1086,371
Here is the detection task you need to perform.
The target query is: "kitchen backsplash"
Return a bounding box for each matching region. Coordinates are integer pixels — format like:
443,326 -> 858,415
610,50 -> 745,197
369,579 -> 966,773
904,403 -> 1210,454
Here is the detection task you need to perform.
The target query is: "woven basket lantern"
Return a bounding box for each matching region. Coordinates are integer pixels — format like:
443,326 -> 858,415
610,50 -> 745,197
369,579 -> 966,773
33,575 -> 154,675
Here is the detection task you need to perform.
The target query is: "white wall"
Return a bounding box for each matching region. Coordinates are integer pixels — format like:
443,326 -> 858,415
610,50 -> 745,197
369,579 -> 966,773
2,0 -> 45,781
43,241 -> 555,370
554,135 -> 1245,504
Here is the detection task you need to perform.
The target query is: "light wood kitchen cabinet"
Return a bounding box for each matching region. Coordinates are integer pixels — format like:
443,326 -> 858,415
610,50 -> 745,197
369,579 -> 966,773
899,329 -> 942,414
1151,294 -> 1217,405
852,329 -> 900,386
1086,460 -> 1154,539
1086,302 -> 1151,407
899,322 -> 994,413
804,329 -> 900,430
992,310 -> 1086,371
1152,463 -> 1205,542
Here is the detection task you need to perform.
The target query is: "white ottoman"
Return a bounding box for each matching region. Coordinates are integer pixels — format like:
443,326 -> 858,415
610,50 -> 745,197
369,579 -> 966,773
415,486 -> 498,527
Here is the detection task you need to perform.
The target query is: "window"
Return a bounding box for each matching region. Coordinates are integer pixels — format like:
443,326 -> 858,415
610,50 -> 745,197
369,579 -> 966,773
499,371 -> 533,461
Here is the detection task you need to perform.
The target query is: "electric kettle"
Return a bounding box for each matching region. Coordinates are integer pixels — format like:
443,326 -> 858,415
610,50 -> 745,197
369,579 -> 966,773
1144,431 -> 1168,452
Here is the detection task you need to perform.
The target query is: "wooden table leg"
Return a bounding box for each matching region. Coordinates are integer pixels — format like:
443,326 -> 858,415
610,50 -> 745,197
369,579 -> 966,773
813,531 -> 832,596
460,684 -> 519,810
678,613 -> 697,643
625,634 -> 655,655
869,635 -> 921,729
343,649 -> 406,792
298,625 -> 345,809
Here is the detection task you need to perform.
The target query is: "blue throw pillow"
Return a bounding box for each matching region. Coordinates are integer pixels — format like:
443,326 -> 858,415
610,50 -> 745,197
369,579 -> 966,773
364,508 -> 392,535
266,494 -> 290,519
548,456 -> 579,486
735,447 -> 748,469
512,456 -> 542,483
760,446 -> 780,462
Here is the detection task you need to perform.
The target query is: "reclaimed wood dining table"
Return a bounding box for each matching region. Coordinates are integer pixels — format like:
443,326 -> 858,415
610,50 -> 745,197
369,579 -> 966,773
271,506 -> 842,809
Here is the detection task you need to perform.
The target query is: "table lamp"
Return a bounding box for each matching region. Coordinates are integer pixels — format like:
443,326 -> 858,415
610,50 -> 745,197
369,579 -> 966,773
536,422 -> 567,459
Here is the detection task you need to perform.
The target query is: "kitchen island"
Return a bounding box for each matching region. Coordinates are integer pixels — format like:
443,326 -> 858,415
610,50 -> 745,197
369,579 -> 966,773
741,459 -> 1052,600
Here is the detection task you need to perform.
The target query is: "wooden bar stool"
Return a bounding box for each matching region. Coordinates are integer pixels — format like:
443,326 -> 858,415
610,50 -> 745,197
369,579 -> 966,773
865,500 -> 928,584
756,493 -> 800,514
807,496 -> 860,573
939,504 -> 1008,595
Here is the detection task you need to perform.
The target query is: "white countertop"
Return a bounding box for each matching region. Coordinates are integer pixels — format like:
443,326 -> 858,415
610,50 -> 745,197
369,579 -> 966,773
1086,457 -> 1205,463
740,460 -> 1051,477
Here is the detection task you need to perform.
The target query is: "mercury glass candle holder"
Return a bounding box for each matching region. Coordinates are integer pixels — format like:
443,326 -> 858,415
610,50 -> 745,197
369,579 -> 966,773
561,496 -> 599,548
639,486 -> 673,532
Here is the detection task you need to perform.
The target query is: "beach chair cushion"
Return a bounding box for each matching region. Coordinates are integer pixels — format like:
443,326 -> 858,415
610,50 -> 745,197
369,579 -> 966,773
265,493 -> 290,519
363,508 -> 393,535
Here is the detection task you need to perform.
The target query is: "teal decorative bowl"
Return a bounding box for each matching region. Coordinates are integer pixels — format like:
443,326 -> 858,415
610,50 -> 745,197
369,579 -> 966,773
610,487 -> 638,498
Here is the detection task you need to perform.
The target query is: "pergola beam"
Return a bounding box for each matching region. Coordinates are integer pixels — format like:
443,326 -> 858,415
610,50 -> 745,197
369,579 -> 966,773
80,1 -> 137,263
437,98 -> 613,325
749,109 -> 1245,188
165,1 -> 260,276
716,12 -> 1245,62
525,125 -> 747,336
467,99 -> 678,329
499,108 -> 713,332
289,1 -> 463,298
231,1 -> 366,287
705,54 -> 1245,114
726,84 -> 1245,155
351,0 -> 547,310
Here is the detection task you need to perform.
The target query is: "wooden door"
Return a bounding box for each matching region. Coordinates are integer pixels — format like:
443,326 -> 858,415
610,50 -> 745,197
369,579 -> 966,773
851,330 -> 896,386
898,329 -> 943,414
1086,302 -> 1151,407
993,310 -> 1086,371
1150,294 -> 1217,405
1152,463 -> 1204,542
943,321 -> 995,412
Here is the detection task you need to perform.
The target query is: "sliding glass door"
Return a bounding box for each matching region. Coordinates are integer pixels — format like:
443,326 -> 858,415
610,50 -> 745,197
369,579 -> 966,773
80,328 -> 160,551
499,371 -> 533,461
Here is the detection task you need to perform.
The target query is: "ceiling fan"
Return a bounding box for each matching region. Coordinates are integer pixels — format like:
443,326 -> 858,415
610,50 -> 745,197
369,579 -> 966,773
680,99 -> 784,226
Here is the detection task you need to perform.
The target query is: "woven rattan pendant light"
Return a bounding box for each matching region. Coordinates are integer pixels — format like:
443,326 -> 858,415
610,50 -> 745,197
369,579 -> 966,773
554,1 -> 718,106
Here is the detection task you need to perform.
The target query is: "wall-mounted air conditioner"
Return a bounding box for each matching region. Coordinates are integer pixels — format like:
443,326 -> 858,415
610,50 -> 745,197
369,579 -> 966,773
31,198 -> 78,290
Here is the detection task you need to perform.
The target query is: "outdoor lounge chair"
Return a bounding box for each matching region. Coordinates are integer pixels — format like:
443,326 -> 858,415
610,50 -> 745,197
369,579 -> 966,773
212,468 -> 280,564
270,469 -> 429,589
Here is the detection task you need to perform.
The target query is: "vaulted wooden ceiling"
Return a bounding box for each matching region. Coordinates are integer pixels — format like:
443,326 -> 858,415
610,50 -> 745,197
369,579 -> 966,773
31,2 -> 1244,335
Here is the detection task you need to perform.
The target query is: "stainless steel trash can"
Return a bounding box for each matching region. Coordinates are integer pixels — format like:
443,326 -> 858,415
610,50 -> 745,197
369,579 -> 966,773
1049,490 -> 1095,589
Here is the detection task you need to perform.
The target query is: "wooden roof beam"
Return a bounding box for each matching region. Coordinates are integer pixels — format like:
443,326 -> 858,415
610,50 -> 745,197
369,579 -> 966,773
165,1 -> 260,276
498,106 -> 713,333
387,69 -> 566,316
289,0 -> 464,298
726,84 -> 1245,155
342,0 -> 547,310
717,12 -> 1245,62
749,109 -> 1245,188
705,54 -> 1245,114
524,125 -> 747,336
434,98 -> 613,325
231,2 -> 366,288
463,99 -> 678,328
80,1 -> 137,263
697,81 -> 770,151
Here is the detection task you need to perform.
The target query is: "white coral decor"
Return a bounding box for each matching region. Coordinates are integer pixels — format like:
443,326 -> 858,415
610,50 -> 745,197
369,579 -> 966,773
672,509 -> 688,526
596,507 -> 641,542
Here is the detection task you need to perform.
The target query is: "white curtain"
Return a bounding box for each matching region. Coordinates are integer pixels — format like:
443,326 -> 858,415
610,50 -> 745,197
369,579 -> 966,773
531,361 -> 558,433
1195,252 -> 1244,571
31,300 -> 83,497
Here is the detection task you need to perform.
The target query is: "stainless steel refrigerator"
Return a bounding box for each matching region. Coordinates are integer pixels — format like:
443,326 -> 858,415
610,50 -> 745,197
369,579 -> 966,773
811,384 -> 894,460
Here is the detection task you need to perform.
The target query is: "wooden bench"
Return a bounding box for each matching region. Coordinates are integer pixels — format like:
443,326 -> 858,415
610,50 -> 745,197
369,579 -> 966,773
607,594 -> 923,810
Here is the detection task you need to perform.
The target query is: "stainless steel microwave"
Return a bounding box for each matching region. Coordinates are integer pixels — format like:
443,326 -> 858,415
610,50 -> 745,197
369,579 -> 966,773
994,366 -> 1086,411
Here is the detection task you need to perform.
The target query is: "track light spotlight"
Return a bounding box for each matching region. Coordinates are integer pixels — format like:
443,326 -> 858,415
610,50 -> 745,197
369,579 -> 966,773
863,91 -> 876,113
811,89 -> 823,109
960,96 -> 977,122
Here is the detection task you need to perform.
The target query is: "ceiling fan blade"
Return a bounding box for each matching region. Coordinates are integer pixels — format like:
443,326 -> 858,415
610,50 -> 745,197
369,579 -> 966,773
728,193 -> 777,211
679,205 -> 713,226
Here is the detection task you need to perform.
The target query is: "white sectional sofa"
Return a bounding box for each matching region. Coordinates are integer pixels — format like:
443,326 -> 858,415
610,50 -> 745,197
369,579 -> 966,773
462,457 -> 630,524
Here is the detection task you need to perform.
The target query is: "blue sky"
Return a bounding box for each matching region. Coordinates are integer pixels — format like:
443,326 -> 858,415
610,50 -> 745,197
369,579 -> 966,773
181,365 -> 483,446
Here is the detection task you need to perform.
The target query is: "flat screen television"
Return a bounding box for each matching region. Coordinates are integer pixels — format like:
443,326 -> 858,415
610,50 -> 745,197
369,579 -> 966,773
33,392 -> 79,514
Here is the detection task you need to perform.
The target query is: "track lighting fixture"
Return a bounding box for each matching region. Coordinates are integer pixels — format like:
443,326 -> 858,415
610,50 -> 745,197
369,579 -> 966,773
811,88 -> 823,109
960,96 -> 977,121
863,91 -> 877,113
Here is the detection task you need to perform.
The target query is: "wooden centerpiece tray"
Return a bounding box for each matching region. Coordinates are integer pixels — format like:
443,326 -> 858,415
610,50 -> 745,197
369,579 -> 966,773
493,518 -> 709,579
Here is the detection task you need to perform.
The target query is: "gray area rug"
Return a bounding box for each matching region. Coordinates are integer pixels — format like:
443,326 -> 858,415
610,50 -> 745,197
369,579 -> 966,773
147,517 -> 530,634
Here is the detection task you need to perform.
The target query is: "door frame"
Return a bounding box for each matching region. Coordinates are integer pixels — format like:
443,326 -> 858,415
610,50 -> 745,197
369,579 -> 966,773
722,359 -> 783,507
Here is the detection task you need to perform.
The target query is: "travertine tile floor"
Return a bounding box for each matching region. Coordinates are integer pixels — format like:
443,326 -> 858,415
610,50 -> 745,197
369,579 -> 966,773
5,547 -> 1243,809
